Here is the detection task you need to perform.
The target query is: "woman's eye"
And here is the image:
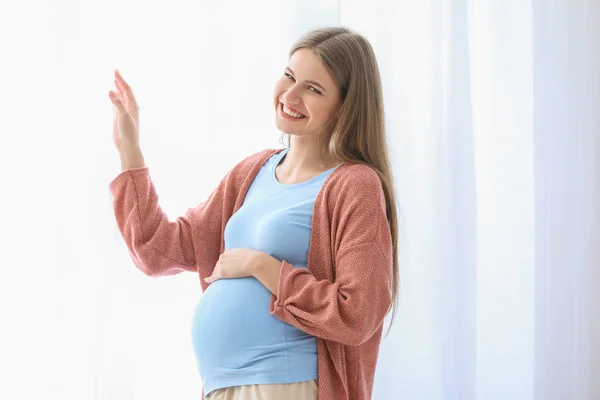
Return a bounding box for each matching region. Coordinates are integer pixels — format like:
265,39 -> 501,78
284,73 -> 320,94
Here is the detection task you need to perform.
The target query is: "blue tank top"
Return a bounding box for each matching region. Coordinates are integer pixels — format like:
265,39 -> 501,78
190,148 -> 340,395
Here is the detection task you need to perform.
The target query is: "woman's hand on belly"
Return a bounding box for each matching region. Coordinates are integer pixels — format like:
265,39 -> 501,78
204,248 -> 264,284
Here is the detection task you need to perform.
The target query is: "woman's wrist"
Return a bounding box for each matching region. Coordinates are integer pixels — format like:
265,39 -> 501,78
251,252 -> 283,296
119,145 -> 146,171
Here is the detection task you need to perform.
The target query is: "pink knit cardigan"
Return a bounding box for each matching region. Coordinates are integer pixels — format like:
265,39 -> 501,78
109,148 -> 394,400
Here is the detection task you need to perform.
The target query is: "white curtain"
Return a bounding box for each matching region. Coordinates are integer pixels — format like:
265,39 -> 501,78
0,0 -> 597,399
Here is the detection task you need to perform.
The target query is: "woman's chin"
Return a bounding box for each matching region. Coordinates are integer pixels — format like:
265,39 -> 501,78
276,121 -> 302,136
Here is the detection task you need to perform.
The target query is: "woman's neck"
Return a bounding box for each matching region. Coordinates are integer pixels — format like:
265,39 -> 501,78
276,136 -> 339,183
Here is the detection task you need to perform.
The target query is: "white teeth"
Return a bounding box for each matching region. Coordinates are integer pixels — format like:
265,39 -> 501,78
283,104 -> 304,119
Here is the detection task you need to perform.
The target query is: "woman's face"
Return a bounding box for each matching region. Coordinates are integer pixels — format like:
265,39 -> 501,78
273,48 -> 341,138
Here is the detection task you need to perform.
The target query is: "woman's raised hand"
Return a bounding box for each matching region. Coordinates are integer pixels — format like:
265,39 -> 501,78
109,70 -> 140,151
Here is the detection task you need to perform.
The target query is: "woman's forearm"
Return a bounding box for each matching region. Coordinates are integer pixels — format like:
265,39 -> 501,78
252,253 -> 283,296
119,145 -> 146,171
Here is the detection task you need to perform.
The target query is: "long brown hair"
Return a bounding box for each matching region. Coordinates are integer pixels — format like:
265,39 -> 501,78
282,26 -> 400,336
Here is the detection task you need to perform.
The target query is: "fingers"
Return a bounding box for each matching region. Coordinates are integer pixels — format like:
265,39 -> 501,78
114,75 -> 124,99
205,261 -> 221,283
114,69 -> 139,109
109,90 -> 127,114
114,69 -> 131,92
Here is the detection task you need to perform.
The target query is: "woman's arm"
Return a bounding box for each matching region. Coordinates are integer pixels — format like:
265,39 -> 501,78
266,240 -> 392,347
110,150 -> 272,291
110,167 -> 201,277
109,165 -> 235,283
256,167 -> 394,346
252,253 -> 284,295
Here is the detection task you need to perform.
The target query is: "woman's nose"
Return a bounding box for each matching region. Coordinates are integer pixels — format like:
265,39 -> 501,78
282,85 -> 302,105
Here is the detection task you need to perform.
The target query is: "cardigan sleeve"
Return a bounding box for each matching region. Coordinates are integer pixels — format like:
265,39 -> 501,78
269,166 -> 394,346
109,166 -> 231,282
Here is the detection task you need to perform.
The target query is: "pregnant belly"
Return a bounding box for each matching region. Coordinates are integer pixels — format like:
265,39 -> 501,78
191,277 -> 287,377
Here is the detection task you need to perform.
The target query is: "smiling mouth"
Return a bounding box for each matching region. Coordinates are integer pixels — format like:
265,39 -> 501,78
280,103 -> 307,119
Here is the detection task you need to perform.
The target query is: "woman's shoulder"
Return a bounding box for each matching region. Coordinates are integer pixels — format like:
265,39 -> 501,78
329,162 -> 384,194
320,162 -> 386,213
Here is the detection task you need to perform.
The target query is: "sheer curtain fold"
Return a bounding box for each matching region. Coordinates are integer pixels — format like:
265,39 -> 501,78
533,0 -> 600,398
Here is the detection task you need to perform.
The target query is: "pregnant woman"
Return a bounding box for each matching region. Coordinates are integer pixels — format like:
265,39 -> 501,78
108,26 -> 399,400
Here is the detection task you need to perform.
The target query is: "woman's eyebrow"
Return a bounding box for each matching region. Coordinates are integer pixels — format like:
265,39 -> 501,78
286,67 -> 328,93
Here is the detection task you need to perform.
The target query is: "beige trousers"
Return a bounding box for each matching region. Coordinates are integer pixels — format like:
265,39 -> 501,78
205,380 -> 318,400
